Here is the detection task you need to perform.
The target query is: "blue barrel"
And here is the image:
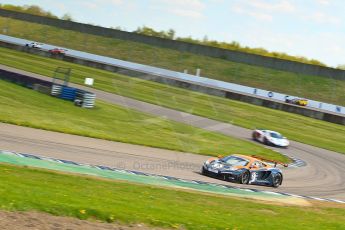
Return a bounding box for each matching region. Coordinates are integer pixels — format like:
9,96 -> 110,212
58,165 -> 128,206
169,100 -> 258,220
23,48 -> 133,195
60,86 -> 77,101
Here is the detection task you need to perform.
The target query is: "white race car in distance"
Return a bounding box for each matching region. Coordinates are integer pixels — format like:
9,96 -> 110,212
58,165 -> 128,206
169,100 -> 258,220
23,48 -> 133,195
25,42 -> 43,48
252,129 -> 289,148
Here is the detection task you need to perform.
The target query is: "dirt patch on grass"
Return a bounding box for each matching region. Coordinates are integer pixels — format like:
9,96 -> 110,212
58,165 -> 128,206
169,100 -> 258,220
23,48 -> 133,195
0,210 -> 165,230
308,201 -> 345,209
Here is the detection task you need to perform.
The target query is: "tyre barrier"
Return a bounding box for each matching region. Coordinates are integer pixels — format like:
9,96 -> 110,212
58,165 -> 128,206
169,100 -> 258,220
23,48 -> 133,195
60,86 -> 77,100
74,90 -> 96,108
51,84 -> 96,108
51,84 -> 62,96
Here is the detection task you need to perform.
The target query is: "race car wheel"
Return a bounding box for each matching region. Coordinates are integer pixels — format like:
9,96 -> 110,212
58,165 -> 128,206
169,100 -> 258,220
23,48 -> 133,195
239,170 -> 250,184
272,173 -> 282,188
201,167 -> 206,175
264,138 -> 274,146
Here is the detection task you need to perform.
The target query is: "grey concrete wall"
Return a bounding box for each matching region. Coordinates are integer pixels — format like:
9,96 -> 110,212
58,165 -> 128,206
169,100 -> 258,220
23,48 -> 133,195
1,9 -> 345,80
1,40 -> 344,125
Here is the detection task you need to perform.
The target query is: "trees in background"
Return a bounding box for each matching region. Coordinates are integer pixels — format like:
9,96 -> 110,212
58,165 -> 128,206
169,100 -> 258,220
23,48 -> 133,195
135,26 -> 326,66
135,26 -> 175,40
337,64 -> 345,70
0,4 -> 73,21
0,4 -> 58,19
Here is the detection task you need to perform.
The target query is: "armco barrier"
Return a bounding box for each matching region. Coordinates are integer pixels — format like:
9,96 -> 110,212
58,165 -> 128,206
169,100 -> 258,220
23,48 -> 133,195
1,8 -> 345,80
33,83 -> 51,95
0,41 -> 343,125
0,67 -> 52,88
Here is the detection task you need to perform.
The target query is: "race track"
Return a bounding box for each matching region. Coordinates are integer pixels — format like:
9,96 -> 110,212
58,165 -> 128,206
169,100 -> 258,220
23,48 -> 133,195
1,65 -> 345,200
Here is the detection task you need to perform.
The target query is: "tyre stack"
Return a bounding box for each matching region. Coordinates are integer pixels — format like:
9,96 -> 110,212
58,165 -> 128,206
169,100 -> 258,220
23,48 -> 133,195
51,84 -> 96,108
74,90 -> 96,108
51,84 -> 62,96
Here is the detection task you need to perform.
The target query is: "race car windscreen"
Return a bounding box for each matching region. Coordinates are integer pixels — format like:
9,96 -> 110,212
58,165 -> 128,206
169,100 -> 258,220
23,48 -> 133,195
220,156 -> 249,166
269,132 -> 283,139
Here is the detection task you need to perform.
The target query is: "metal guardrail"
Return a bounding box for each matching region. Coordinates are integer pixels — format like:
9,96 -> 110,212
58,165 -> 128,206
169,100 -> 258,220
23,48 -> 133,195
0,34 -> 343,116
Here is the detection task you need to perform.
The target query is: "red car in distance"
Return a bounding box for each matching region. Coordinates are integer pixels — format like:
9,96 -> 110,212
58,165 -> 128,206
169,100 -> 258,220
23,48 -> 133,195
49,48 -> 67,55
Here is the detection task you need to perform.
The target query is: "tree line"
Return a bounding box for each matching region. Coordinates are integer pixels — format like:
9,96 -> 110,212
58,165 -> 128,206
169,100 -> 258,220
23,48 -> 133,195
2,4 -> 340,67
0,4 -> 73,21
134,26 -> 326,66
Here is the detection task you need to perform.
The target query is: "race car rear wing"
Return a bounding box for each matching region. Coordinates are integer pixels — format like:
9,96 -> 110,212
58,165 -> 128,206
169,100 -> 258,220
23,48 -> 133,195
251,155 -> 288,167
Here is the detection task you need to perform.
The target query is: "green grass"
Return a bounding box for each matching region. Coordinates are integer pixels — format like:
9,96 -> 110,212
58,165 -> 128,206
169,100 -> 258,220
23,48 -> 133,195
1,16 -> 344,106
0,79 -> 285,161
1,164 -> 345,230
1,47 -> 345,154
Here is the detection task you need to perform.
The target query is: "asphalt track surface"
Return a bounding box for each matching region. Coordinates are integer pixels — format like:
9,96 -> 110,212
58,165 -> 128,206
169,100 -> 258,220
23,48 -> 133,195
1,65 -> 345,200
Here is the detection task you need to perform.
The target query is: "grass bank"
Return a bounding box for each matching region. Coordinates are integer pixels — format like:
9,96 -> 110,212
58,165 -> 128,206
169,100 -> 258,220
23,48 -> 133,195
1,47 -> 344,154
0,16 -> 344,106
0,79 -> 283,160
1,164 -> 344,230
